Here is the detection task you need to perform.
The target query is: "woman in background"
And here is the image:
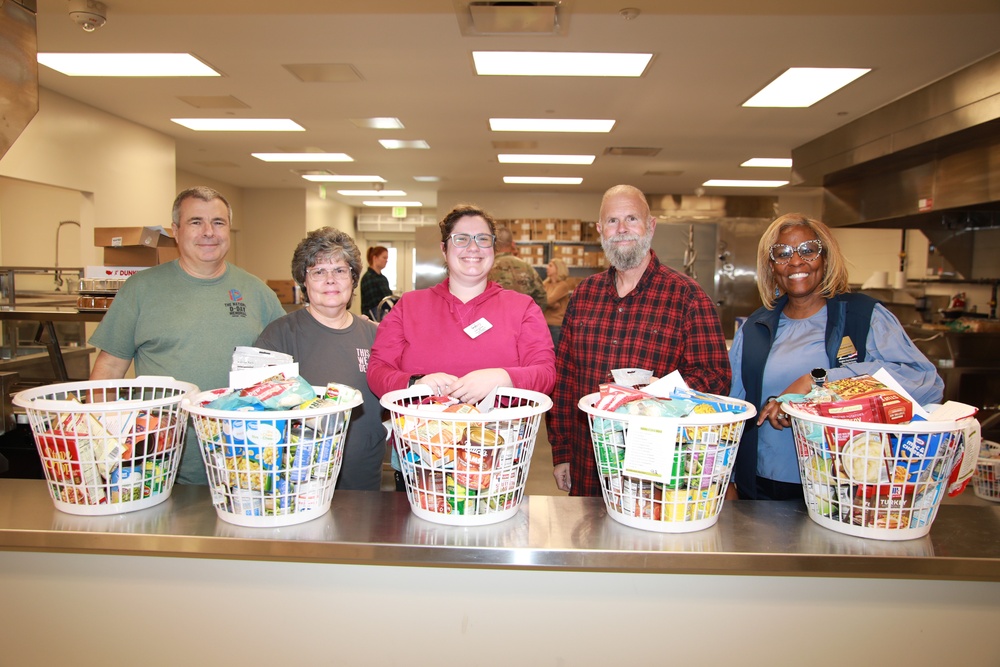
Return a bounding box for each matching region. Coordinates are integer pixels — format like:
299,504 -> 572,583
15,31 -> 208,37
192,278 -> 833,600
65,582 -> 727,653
728,213 -> 943,501
255,227 -> 386,491
542,257 -> 572,347
360,245 -> 393,321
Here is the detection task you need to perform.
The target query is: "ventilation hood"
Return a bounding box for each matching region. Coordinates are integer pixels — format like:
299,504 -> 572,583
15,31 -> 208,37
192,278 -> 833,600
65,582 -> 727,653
791,50 -> 1000,280
0,0 -> 38,161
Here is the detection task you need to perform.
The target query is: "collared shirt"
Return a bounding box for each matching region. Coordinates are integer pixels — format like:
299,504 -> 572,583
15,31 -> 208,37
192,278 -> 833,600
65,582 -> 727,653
547,250 -> 731,497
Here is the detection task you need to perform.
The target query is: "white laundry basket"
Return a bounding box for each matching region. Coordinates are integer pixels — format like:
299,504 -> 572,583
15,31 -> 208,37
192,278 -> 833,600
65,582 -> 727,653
381,387 -> 551,526
182,383 -> 362,527
578,392 -> 756,533
12,376 -> 198,515
784,403 -> 971,540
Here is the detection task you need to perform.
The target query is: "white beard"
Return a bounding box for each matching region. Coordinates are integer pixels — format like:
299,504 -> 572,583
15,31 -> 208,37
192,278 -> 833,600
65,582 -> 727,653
602,228 -> 653,270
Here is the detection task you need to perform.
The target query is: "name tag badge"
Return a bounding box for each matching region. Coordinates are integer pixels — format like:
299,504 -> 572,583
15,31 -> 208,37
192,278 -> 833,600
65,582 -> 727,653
836,336 -> 858,365
464,317 -> 493,339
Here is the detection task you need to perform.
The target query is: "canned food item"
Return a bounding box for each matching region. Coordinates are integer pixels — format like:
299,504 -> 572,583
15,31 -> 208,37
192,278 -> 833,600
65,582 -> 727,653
593,429 -> 625,476
295,479 -> 327,511
231,488 -> 263,516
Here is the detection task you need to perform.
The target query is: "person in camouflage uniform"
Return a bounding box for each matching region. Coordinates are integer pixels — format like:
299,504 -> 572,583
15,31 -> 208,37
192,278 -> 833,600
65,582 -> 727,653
489,227 -> 548,309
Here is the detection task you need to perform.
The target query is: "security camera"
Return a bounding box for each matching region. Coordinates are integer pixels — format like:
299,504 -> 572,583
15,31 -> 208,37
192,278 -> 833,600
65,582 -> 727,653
69,0 -> 107,32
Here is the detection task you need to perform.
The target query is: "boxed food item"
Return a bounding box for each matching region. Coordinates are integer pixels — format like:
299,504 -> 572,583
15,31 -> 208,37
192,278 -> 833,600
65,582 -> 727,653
94,226 -> 175,249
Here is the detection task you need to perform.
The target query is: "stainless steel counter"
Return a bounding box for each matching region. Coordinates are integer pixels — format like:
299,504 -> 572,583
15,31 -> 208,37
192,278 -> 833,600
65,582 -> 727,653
2,479 -> 998,581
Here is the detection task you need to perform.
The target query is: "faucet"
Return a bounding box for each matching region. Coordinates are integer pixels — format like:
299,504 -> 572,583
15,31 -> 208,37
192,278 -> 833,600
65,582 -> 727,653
54,220 -> 81,291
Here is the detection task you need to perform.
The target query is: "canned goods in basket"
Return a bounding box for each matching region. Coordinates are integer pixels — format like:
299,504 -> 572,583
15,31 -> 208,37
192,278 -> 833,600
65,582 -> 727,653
12,377 -> 197,516
381,386 -> 552,526
784,402 -> 971,540
579,391 -> 756,534
182,383 -> 363,528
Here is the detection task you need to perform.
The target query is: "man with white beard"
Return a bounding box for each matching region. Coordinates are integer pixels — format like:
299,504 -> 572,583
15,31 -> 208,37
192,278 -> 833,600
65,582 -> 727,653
546,184 -> 731,497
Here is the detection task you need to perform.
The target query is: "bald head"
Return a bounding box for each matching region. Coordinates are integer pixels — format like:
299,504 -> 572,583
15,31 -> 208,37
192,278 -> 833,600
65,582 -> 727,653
600,184 -> 650,221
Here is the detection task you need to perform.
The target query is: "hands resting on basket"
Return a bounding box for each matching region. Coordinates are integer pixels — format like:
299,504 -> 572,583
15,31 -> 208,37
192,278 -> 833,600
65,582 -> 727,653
415,368 -> 512,405
758,372 -> 816,430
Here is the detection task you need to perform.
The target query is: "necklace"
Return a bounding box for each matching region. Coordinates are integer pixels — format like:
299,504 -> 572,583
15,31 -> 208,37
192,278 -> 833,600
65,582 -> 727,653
307,305 -> 352,330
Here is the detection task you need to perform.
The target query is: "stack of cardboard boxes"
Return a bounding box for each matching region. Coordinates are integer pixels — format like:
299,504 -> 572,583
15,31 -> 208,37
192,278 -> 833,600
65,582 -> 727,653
498,218 -> 604,269
79,227 -> 179,311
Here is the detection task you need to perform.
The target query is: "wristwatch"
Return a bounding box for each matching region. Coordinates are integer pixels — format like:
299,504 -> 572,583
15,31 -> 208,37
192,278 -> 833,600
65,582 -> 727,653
408,374 -> 425,387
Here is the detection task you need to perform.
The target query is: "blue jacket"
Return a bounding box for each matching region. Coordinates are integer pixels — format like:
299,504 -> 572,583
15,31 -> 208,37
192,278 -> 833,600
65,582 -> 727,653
734,293 -> 877,498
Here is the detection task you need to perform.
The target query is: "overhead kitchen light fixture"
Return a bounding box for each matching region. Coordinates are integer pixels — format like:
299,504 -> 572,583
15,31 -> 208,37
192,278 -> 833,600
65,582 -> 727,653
703,179 -> 789,188
473,52 -> 652,77
503,176 -> 583,185
743,67 -> 871,108
253,153 -> 353,162
741,158 -> 792,168
498,154 -> 595,165
379,140 -> 430,149
351,117 -> 405,129
363,201 -> 422,207
173,119 -> 304,131
38,53 -> 220,77
490,118 -> 615,133
413,176 -> 441,182
337,190 -> 407,197
302,174 -> 386,182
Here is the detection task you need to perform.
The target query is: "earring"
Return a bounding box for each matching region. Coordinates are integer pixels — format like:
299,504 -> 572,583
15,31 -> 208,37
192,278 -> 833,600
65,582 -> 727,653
774,286 -> 780,298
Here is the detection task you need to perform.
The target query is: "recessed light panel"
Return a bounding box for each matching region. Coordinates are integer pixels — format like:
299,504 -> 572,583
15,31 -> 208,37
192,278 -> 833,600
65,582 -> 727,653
379,140 -> 430,149
351,118 -> 405,129
413,176 -> 441,182
490,118 -> 615,133
301,175 -> 385,182
38,53 -> 220,77
498,154 -> 595,165
743,68 -> 870,108
253,153 -> 352,162
473,51 -> 652,77
173,119 -> 304,131
741,158 -> 792,168
363,201 -> 422,207
337,190 -> 407,196
503,176 -> 583,185
703,179 -> 788,188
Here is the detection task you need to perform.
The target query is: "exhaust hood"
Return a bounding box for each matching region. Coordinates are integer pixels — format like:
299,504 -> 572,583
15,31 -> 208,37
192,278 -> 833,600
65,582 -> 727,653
0,0 -> 38,161
791,50 -> 1000,280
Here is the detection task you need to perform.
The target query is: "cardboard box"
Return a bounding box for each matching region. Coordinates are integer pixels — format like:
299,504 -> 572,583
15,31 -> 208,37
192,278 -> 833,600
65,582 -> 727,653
267,279 -> 297,304
103,246 -> 180,267
94,226 -> 175,249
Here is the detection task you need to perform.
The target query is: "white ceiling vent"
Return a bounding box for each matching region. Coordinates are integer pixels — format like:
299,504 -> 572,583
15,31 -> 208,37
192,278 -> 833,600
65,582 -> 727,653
455,1 -> 569,36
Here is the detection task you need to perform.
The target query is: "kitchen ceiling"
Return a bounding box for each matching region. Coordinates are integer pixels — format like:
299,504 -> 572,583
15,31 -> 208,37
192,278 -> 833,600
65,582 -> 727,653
31,0 -> 1000,210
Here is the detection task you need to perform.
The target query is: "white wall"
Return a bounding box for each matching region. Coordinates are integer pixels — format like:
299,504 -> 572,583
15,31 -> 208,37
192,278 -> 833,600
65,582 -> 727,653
241,188 -> 307,282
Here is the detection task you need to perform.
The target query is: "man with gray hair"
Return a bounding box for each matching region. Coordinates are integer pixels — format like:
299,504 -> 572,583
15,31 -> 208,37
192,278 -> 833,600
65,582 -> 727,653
546,184 -> 731,497
489,226 -> 548,309
89,186 -> 285,484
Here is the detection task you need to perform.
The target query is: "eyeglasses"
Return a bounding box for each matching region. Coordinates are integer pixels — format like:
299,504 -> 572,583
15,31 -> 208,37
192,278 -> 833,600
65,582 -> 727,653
305,266 -> 353,281
448,233 -> 495,248
769,239 -> 823,264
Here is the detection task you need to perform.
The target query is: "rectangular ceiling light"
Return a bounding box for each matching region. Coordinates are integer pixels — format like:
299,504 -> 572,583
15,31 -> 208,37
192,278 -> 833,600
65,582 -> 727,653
703,179 -> 789,188
743,68 -> 871,108
741,158 -> 792,168
350,117 -> 405,129
363,201 -> 422,207
253,152 -> 352,162
498,154 -> 595,165
473,52 -> 652,77
413,176 -> 440,182
38,53 -> 219,77
337,190 -> 407,196
302,175 -> 386,182
503,176 -> 583,185
379,140 -> 430,149
173,119 -> 304,131
490,118 -> 615,133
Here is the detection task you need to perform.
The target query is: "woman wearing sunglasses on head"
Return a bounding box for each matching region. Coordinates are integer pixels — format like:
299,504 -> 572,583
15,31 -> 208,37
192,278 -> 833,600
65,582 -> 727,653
368,204 -> 554,397
728,213 -> 943,501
